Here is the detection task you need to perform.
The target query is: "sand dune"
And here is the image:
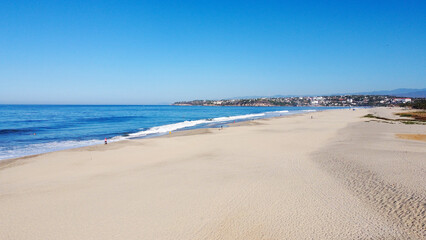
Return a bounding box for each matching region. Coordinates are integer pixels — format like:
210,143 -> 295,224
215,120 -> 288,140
1,108 -> 424,239
313,117 -> 426,239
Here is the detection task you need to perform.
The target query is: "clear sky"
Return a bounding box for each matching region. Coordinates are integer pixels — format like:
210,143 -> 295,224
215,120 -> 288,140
1,0 -> 425,104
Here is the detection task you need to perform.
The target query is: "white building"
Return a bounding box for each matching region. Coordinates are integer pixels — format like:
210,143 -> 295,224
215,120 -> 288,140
393,98 -> 411,103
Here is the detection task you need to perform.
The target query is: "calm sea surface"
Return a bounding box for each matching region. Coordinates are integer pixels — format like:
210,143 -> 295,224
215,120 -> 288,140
0,105 -> 341,160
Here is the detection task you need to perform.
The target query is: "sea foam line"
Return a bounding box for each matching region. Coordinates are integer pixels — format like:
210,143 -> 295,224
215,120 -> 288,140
112,112 -> 267,140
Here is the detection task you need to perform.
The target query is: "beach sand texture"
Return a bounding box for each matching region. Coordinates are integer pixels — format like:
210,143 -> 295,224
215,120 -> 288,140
1,108 -> 425,239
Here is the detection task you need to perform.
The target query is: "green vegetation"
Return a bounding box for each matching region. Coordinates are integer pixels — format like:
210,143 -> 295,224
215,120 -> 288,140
399,99 -> 426,110
363,114 -> 390,121
395,111 -> 426,121
363,113 -> 425,125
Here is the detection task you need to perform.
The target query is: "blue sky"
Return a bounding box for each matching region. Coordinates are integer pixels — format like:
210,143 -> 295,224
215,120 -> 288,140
1,0 -> 425,104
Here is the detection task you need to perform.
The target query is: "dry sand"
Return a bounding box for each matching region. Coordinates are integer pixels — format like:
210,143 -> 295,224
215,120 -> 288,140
0,108 -> 425,239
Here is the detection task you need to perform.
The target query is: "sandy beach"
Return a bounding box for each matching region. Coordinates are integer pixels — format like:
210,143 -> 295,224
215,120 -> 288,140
1,108 -> 425,239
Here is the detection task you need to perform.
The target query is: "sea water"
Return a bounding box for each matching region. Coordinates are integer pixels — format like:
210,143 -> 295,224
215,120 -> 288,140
0,105 -> 338,160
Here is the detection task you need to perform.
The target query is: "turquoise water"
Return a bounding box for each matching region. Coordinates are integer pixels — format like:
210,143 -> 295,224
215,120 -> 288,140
0,105 -> 338,160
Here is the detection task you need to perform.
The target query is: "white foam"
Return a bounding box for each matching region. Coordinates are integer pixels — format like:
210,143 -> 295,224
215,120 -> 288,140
114,112 -> 267,140
0,139 -> 103,160
266,110 -> 289,114
123,119 -> 208,139
212,113 -> 265,122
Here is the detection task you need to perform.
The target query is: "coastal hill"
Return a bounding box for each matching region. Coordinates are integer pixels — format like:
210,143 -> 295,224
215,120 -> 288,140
174,88 -> 426,107
174,95 -> 424,107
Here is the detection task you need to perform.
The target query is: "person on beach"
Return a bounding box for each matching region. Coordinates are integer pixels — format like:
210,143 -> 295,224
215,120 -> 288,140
105,138 -> 107,145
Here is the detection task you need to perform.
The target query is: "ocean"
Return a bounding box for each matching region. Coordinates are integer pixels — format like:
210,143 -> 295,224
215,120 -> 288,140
0,105 -> 339,160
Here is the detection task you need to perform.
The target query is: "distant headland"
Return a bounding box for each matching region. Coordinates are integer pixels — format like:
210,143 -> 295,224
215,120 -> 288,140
174,95 -> 426,109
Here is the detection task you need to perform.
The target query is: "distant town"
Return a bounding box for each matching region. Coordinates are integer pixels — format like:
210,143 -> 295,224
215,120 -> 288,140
174,95 -> 423,107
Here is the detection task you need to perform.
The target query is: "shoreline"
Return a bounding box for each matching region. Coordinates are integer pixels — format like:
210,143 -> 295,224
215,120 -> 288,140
0,107 -> 340,164
1,107 -> 424,239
